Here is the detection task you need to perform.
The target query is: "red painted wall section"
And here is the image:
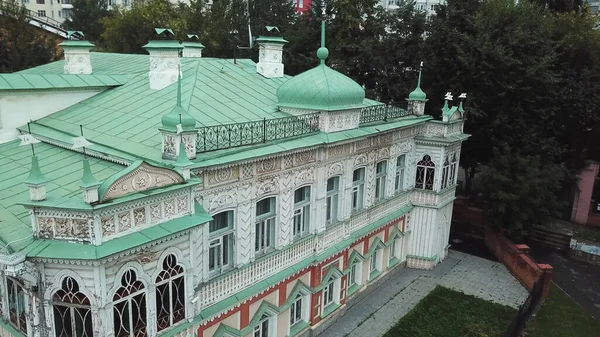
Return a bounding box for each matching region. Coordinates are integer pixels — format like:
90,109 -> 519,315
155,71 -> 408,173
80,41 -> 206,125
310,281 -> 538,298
295,0 -> 313,14
484,230 -> 553,297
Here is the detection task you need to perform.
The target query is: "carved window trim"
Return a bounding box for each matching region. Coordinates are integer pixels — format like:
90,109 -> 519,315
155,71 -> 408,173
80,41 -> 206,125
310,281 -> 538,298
155,254 -> 186,332
6,277 -> 27,334
255,197 -> 276,256
375,161 -> 387,202
415,155 -> 435,190
395,155 -> 406,193
351,168 -> 366,212
326,176 -> 340,225
52,277 -> 93,337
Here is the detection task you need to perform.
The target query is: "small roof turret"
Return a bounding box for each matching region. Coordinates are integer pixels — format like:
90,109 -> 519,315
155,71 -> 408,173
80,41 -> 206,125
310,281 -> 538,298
80,159 -> 99,188
408,62 -> 427,101
161,68 -> 196,132
24,155 -> 48,186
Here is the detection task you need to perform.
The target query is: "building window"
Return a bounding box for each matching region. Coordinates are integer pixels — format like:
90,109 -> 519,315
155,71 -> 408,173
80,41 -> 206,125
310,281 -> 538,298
352,168 -> 365,211
348,263 -> 358,287
6,277 -> 27,334
375,161 -> 387,201
209,211 -> 234,274
253,314 -> 271,337
293,186 -> 311,238
38,10 -> 46,17
255,197 -> 276,255
395,155 -> 405,193
326,177 -> 339,223
155,254 -> 185,332
370,250 -> 378,274
298,0 -> 304,8
415,155 -> 435,190
113,270 -> 147,337
450,153 -> 458,185
441,155 -> 450,190
36,0 -> 44,3
53,277 -> 93,337
390,238 -> 399,261
322,281 -> 334,308
289,294 -> 303,327
63,8 -> 72,18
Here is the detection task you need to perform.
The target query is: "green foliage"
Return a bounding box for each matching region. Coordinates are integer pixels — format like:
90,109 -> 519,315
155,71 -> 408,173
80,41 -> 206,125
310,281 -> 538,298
382,286 -> 515,337
526,283 -> 600,337
0,0 -> 59,73
101,0 -> 186,54
474,146 -> 565,238
63,0 -> 109,43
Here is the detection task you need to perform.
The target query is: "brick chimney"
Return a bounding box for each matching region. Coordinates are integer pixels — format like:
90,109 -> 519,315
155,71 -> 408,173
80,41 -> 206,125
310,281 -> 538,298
183,34 -> 205,58
256,26 -> 288,78
60,31 -> 95,75
143,28 -> 183,90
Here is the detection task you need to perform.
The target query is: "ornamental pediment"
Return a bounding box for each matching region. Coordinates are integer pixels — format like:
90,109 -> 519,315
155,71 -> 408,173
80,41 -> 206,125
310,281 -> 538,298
98,161 -> 184,202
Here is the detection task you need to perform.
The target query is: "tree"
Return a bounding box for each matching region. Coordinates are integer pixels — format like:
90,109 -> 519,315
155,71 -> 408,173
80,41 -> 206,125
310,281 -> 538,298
474,146 -> 565,239
530,0 -> 584,12
0,0 -> 59,73
63,0 -> 109,43
101,0 -> 186,54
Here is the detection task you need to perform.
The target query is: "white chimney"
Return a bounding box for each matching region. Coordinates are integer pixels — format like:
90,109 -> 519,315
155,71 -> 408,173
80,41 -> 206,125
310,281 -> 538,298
183,34 -> 205,58
60,31 -> 95,75
143,28 -> 183,90
256,26 -> 288,78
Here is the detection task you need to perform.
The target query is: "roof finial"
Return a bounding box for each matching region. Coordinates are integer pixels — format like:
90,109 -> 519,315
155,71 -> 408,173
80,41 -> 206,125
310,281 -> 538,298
177,65 -> 182,108
417,61 -> 423,89
317,0 -> 329,64
442,92 -> 453,114
408,62 -> 427,101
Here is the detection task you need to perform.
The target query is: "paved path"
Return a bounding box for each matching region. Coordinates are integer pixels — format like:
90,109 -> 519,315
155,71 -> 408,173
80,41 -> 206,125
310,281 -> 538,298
319,250 -> 529,337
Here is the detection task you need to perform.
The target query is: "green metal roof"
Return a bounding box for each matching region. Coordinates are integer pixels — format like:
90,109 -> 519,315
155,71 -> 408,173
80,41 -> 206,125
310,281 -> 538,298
276,64 -> 366,111
59,40 -> 95,49
0,140 -> 125,253
0,74 -> 130,90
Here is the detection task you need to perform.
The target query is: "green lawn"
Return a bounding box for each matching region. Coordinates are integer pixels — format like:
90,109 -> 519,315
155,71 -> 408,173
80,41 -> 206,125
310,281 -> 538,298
383,286 -> 516,337
526,283 -> 600,337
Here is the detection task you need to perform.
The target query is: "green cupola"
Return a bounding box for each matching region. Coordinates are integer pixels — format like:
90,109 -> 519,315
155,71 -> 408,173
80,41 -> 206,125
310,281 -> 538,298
80,158 -> 101,204
24,155 -> 49,201
406,62 -> 428,116
276,16 -> 365,111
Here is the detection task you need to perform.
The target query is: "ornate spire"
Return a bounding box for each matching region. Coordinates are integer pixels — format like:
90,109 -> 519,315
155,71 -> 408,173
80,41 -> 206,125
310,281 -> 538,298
317,2 -> 329,64
408,62 -> 427,101
442,92 -> 453,115
80,159 -> 98,188
24,155 -> 48,186
161,66 -> 196,132
173,142 -> 192,180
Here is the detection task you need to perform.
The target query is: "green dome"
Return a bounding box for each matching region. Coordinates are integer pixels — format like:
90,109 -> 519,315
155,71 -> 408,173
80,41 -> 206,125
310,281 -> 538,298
277,64 -> 365,111
408,86 -> 427,101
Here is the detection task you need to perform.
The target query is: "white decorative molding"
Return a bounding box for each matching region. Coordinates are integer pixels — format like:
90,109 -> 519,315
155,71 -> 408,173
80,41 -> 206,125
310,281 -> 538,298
102,162 -> 184,202
327,162 -> 344,177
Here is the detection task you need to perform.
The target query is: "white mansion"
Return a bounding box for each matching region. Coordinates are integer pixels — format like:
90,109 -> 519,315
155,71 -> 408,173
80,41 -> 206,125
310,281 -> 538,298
0,24 -> 468,337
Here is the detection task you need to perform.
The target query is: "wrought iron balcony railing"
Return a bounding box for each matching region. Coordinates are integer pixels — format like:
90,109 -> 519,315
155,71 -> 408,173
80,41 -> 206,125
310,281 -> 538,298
196,113 -> 320,153
195,103 -> 411,153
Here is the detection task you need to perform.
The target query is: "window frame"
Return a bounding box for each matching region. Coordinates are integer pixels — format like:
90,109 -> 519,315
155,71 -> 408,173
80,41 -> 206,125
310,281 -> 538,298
441,155 -> 450,190
293,186 -> 311,239
395,155 -> 406,193
369,250 -> 378,274
289,294 -> 303,327
6,277 -> 27,335
351,168 -> 366,212
52,277 -> 93,337
375,161 -> 387,202
155,254 -> 186,332
253,313 -> 271,337
326,176 -> 340,224
322,281 -> 335,308
415,155 -> 435,190
255,197 -> 276,255
112,270 -> 147,337
208,211 -> 235,274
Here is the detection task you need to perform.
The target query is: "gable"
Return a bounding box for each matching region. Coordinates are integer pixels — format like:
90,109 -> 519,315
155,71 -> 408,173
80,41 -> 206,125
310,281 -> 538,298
98,161 -> 184,202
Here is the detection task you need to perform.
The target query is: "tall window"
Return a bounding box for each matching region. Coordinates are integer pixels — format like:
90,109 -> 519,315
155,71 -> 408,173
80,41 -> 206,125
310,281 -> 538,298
351,168 -> 365,211
326,177 -> 339,223
113,270 -> 147,337
390,238 -> 399,262
450,153 -> 458,185
293,186 -> 311,238
253,314 -> 270,337
322,281 -> 334,308
53,277 -> 93,337
441,156 -> 450,190
369,250 -> 378,274
375,161 -> 387,202
209,211 -> 234,274
36,0 -> 44,3
255,198 -> 276,255
347,263 -> 357,287
155,254 -> 185,332
289,294 -> 303,327
415,155 -> 435,190
6,277 -> 27,334
395,155 -> 405,193
298,0 -> 304,8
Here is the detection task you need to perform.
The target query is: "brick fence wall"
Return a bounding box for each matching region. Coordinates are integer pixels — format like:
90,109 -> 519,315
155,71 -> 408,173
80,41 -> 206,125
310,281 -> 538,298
452,199 -> 553,297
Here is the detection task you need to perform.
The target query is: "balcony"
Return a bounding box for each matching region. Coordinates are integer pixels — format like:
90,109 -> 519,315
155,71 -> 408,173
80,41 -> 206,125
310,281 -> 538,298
410,187 -> 456,207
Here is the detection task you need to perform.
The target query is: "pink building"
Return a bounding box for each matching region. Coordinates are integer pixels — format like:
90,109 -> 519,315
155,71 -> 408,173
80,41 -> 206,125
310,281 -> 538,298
571,161 -> 600,226
295,0 -> 312,14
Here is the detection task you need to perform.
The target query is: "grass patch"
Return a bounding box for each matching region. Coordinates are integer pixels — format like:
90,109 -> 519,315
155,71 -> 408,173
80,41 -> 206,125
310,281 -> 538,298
383,286 -> 515,337
525,283 -> 600,337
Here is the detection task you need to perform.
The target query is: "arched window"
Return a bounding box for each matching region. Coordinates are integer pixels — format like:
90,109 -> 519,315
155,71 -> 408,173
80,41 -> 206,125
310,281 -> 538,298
415,155 -> 435,190
6,277 -> 27,334
155,254 -> 185,332
53,277 -> 93,337
254,313 -> 271,337
450,153 -> 458,185
113,270 -> 147,337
